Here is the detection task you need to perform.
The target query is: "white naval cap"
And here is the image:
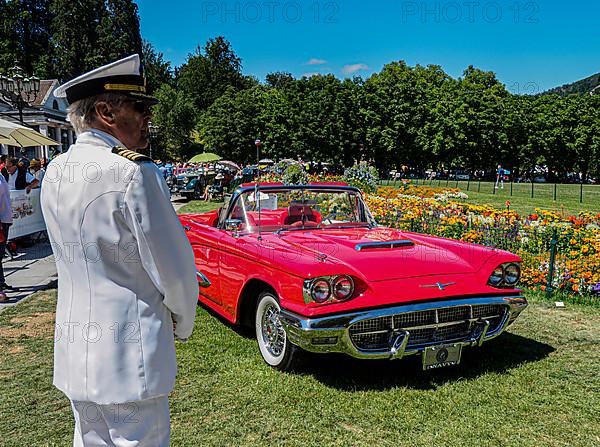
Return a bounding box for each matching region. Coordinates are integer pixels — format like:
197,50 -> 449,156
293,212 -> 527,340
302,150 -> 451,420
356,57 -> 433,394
54,54 -> 158,105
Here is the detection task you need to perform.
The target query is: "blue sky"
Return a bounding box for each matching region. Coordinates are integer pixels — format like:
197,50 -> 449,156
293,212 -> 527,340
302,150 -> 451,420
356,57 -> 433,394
138,0 -> 600,93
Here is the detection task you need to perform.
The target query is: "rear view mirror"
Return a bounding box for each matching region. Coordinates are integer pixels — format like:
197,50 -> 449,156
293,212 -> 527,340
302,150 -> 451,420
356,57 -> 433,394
225,219 -> 243,233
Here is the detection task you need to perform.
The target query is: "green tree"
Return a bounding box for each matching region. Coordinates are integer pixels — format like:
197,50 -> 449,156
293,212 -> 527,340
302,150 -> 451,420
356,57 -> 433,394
447,66 -> 510,171
528,95 -> 575,179
265,72 -> 295,89
50,0 -> 104,80
0,0 -> 52,76
96,0 -> 143,66
567,94 -> 599,180
198,85 -> 268,164
141,39 -> 173,94
363,62 -> 447,170
0,0 -> 20,72
151,84 -> 198,160
177,36 -> 252,111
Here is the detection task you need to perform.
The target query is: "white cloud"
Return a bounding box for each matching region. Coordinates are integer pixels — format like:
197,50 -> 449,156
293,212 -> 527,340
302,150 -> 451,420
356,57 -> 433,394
302,72 -> 321,78
306,58 -> 327,66
341,63 -> 369,75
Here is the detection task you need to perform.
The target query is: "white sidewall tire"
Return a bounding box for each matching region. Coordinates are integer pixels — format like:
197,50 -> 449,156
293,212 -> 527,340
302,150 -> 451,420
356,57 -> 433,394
255,292 -> 287,367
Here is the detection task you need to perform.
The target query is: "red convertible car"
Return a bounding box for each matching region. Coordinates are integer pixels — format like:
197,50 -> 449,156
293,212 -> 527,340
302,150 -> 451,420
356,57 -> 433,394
180,182 -> 528,371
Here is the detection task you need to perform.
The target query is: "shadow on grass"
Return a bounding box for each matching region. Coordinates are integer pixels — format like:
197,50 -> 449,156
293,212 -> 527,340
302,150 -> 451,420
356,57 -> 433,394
297,332 -> 554,391
198,303 -> 555,390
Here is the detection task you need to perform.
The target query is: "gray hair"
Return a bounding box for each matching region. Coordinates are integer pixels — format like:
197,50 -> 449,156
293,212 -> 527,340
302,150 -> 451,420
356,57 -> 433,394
67,93 -> 127,135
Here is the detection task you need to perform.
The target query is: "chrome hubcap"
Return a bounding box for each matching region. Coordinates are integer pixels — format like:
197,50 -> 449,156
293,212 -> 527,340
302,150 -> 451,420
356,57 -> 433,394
261,303 -> 285,357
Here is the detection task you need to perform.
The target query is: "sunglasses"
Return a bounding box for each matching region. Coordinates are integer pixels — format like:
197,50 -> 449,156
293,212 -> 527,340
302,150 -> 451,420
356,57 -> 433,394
123,99 -> 153,115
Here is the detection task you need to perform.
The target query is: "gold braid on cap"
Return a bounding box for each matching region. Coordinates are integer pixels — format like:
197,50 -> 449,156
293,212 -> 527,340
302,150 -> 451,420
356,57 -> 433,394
112,146 -> 152,162
104,83 -> 147,93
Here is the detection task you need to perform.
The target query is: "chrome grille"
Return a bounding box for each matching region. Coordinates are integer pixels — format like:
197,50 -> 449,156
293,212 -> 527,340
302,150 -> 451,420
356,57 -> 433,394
394,310 -> 436,327
349,304 -> 507,351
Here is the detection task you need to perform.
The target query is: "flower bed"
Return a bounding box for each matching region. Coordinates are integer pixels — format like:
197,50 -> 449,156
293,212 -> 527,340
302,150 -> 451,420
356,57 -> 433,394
366,186 -> 600,298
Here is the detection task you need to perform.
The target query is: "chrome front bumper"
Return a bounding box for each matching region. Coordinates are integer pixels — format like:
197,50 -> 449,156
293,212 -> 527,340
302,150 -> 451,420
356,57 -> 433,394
279,296 -> 528,360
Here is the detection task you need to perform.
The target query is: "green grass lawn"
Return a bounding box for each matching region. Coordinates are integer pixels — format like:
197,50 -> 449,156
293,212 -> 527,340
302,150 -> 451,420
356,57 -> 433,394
1,290 -> 599,447
177,199 -> 222,215
380,179 -> 600,216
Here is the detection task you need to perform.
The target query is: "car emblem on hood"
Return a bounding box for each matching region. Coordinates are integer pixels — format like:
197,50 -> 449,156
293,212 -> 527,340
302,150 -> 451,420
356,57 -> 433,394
420,282 -> 457,291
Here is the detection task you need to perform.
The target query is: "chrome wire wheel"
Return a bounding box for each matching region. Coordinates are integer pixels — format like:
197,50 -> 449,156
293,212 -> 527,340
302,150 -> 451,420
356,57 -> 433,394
255,291 -> 300,370
261,303 -> 285,357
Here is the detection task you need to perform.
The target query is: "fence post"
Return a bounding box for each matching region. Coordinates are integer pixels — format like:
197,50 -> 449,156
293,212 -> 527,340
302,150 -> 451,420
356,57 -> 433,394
467,178 -> 470,191
531,181 -> 534,198
580,182 -> 583,203
554,183 -> 557,201
546,228 -> 558,299
478,180 -> 481,192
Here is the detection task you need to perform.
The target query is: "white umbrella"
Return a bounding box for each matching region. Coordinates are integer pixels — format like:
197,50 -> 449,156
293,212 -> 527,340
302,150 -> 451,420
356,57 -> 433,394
217,160 -> 240,170
0,117 -> 60,147
258,158 -> 275,165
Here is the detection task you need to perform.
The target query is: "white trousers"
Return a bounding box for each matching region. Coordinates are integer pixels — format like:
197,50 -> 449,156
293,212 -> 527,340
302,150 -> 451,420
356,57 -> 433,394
70,396 -> 170,447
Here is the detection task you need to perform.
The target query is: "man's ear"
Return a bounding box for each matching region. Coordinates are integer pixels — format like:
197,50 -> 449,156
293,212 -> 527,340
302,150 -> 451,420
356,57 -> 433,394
94,101 -> 116,126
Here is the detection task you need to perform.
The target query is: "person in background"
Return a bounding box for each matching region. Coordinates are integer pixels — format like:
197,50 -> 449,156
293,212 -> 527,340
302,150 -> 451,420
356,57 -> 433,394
203,172 -> 224,201
29,159 -> 45,185
3,157 -> 39,192
495,164 -> 504,189
156,160 -> 167,178
0,155 -> 7,172
165,161 -> 173,177
0,173 -> 16,293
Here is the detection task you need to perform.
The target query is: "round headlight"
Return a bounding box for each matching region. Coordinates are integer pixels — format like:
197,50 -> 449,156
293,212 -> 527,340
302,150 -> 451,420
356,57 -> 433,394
311,279 -> 331,303
489,266 -> 504,286
504,263 -> 521,285
332,276 -> 354,300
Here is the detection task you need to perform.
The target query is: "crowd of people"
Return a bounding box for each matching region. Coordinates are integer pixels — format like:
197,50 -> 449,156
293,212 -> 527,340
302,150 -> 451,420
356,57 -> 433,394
0,154 -> 48,302
0,154 -> 46,191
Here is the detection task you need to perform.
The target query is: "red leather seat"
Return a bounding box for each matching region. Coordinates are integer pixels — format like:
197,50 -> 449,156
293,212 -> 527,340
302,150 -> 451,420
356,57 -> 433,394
284,205 -> 317,225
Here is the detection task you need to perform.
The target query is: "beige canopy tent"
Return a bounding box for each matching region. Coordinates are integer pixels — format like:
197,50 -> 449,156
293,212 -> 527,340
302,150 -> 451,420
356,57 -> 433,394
0,117 -> 60,147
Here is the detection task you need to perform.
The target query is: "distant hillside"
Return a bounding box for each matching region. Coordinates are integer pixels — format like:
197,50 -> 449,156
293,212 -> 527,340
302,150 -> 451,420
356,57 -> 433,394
544,72 -> 600,96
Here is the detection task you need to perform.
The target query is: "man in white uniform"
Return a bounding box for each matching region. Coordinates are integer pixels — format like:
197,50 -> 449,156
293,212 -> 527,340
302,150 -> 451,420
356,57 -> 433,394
41,54 -> 199,446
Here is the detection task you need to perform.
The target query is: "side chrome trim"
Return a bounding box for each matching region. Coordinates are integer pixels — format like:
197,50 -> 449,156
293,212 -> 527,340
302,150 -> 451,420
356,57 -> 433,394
280,295 -> 527,360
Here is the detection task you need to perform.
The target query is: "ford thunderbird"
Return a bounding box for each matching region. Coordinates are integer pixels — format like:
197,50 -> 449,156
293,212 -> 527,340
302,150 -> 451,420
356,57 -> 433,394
180,183 -> 528,371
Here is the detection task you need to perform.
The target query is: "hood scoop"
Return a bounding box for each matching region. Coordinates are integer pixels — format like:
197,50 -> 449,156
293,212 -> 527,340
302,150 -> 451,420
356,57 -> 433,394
355,240 -> 415,251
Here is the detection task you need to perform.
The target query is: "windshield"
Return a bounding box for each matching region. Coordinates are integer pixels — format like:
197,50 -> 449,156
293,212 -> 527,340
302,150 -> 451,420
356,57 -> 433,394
225,188 -> 376,233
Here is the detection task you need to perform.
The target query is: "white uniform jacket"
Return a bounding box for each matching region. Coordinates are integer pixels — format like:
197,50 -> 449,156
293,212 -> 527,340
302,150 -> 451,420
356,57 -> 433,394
41,130 -> 199,405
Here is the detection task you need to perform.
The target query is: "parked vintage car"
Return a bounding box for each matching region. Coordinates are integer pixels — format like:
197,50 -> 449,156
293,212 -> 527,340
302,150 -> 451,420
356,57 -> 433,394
180,182 -> 528,371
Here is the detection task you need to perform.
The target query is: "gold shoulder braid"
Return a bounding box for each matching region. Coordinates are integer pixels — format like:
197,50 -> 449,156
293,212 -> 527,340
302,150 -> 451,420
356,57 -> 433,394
111,146 -> 152,162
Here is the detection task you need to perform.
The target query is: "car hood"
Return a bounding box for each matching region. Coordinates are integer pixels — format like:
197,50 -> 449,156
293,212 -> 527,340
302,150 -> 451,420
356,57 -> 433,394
266,227 -> 494,282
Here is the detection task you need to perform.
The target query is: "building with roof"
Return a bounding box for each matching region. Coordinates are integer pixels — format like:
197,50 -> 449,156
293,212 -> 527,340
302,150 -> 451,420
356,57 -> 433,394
0,79 -> 75,160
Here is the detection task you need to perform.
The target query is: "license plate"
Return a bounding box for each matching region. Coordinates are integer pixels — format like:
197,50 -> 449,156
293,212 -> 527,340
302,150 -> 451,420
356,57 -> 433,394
422,344 -> 462,370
